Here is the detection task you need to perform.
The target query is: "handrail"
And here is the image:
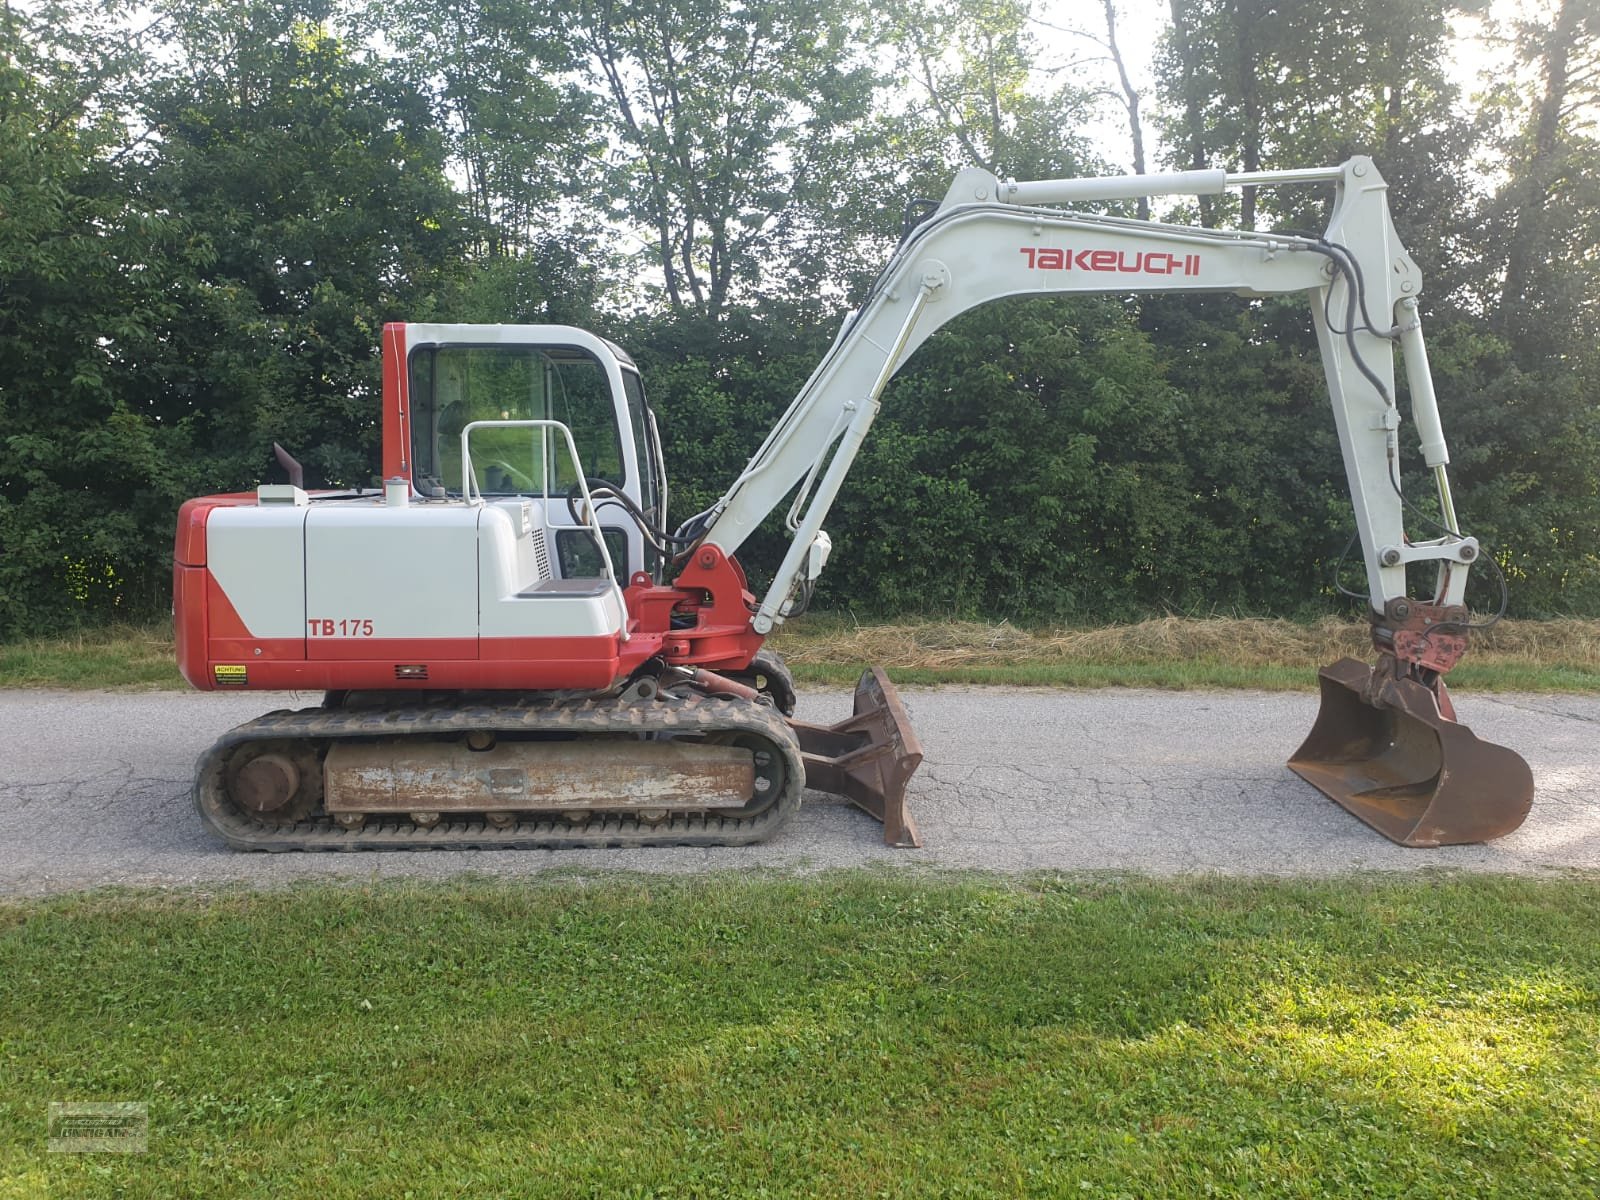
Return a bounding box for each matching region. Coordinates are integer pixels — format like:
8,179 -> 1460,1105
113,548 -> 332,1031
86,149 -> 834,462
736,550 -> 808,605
459,418 -> 618,583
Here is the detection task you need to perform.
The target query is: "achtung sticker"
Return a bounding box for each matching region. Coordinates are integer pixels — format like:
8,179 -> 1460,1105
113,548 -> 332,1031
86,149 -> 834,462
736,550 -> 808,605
213,664 -> 248,687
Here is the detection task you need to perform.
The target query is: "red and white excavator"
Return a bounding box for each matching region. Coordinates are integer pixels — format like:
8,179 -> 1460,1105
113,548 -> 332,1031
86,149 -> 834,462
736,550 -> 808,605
174,156 -> 1534,852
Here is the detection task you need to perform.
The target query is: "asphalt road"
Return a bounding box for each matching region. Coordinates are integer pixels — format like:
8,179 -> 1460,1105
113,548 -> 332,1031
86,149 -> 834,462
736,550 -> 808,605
0,685 -> 1596,896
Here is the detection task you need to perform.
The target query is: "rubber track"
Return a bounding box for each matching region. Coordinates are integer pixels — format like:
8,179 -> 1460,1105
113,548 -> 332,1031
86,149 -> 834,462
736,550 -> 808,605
194,691 -> 804,852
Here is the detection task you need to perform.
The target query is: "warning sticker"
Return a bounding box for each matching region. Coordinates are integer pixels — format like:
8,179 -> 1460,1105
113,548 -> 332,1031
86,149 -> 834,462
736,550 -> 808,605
213,664 -> 248,687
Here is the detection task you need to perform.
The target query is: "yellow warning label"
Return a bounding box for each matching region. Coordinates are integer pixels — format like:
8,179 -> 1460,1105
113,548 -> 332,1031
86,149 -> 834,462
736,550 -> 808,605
213,664 -> 248,687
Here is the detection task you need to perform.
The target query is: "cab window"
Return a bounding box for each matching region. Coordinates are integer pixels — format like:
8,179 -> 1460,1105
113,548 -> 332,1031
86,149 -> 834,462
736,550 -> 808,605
409,345 -> 624,496
621,370 -> 659,519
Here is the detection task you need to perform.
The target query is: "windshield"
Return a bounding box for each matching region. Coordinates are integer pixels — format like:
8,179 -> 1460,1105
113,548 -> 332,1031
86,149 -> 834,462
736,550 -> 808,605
408,345 -> 624,496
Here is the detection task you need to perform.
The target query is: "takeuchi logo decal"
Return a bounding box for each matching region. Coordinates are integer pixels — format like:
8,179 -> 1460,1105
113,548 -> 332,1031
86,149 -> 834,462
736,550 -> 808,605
1019,247 -> 1200,275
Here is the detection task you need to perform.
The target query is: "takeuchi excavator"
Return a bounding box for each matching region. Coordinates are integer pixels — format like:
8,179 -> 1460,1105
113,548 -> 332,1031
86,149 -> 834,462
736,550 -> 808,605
174,155 -> 1534,852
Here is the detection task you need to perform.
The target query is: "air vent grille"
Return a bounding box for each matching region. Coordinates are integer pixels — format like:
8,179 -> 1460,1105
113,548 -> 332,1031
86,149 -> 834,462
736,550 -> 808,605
531,528 -> 552,581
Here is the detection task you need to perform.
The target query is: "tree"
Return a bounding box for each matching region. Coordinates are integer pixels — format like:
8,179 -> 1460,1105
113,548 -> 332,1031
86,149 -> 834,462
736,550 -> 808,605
1458,0 -> 1600,610
0,1 -> 191,634
1156,0 -> 1472,233
4,0 -> 1596,637
824,295 -> 1271,620
885,0 -> 1100,182
576,0 -> 883,317
131,1 -> 469,489
0,1 -> 472,636
369,0 -> 601,260
1489,0 -> 1600,349
1100,1 -> 1149,215
1031,1 -> 1151,213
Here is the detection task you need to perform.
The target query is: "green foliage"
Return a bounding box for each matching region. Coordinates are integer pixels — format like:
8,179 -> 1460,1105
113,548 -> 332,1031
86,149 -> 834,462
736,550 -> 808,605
0,6 -> 191,633
823,293 -> 1365,620
1422,323 -> 1600,616
366,0 -> 602,259
829,296 -> 1184,617
576,0 -> 885,316
0,1 -> 470,637
621,310 -> 842,593
1480,0 -> 1600,354
134,4 -> 470,486
1145,0 -> 1600,619
883,0 -> 1101,181
1157,0 -> 1472,230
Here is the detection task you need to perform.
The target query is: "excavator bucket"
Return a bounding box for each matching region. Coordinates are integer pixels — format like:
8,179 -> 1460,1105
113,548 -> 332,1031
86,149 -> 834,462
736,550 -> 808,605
789,667 -> 924,848
1288,657 -> 1533,847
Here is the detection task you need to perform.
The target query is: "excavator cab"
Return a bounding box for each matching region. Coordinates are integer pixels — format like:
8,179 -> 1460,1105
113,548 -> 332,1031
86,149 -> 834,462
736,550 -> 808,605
404,332 -> 665,584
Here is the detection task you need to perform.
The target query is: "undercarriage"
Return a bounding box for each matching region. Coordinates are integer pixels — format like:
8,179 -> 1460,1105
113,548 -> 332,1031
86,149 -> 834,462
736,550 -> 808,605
193,665 -> 923,852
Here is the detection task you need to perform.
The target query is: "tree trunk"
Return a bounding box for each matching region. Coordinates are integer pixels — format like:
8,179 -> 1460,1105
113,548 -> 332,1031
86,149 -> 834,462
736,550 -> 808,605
1104,0 -> 1149,220
1167,0 -> 1213,226
1232,0 -> 1260,230
1498,0 -> 1581,325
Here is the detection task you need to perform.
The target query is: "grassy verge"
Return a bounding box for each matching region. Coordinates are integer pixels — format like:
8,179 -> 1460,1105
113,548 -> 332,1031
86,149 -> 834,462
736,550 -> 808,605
1,874 -> 1597,1198
0,625 -> 179,690
3,615 -> 1599,692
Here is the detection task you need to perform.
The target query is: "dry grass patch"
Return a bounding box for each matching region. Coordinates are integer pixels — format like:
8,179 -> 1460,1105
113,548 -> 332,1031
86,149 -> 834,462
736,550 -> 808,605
777,615 -> 1600,670
777,615 -> 1368,670
772,615 -> 1600,691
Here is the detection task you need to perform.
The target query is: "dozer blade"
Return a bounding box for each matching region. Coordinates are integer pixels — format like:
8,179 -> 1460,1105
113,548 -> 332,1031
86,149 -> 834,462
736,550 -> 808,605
789,667 -> 924,848
1288,657 -> 1533,847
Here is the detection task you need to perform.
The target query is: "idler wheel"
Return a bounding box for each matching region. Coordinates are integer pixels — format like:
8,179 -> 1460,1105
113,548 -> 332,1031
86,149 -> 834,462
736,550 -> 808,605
224,742 -> 321,825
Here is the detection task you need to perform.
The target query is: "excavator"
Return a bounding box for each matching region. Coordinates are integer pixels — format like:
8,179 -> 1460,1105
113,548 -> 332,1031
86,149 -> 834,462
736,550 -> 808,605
173,156 -> 1534,852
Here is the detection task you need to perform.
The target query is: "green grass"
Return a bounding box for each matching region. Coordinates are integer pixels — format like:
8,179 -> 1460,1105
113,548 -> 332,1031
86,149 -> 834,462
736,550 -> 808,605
2,874 -> 1598,1197
0,626 -> 179,690
3,615 -> 1599,692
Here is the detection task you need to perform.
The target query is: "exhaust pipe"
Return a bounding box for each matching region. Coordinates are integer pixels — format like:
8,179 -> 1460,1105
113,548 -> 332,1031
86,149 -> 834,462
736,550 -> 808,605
1289,657 -> 1533,847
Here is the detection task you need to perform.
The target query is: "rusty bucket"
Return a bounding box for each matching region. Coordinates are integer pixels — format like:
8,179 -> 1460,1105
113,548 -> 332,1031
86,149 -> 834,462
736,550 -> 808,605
1288,657 -> 1534,847
789,667 -> 924,848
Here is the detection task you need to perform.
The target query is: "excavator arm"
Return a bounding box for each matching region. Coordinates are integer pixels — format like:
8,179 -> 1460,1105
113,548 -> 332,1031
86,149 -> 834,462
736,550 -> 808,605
697,156 -> 1532,846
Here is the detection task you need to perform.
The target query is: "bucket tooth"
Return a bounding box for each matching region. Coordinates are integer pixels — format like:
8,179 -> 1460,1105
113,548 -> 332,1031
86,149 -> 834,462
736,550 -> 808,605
789,667 -> 924,848
1288,657 -> 1534,847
